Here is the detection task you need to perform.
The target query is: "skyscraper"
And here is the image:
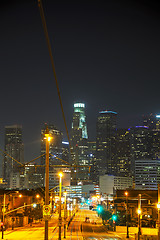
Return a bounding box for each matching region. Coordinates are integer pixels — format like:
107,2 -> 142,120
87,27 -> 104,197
70,103 -> 89,181
3,125 -> 24,187
129,126 -> 152,177
96,110 -> 117,178
143,113 -> 160,159
41,124 -> 63,186
115,128 -> 131,177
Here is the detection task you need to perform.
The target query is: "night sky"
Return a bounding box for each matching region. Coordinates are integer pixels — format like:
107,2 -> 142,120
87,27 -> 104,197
0,0 -> 160,172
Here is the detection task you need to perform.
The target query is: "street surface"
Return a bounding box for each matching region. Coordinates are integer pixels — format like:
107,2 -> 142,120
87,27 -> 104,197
2,209 -> 133,240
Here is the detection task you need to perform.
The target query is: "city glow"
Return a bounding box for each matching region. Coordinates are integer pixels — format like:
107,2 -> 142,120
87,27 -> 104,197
137,209 -> 142,214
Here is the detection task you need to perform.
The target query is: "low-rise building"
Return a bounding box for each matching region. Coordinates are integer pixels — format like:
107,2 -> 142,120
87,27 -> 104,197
99,174 -> 133,195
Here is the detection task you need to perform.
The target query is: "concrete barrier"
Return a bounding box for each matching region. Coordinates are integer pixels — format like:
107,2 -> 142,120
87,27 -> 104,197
116,226 -> 158,235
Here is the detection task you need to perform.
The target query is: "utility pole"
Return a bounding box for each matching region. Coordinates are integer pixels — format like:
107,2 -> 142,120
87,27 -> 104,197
138,194 -> 142,240
44,126 -> 51,240
125,191 -> 129,238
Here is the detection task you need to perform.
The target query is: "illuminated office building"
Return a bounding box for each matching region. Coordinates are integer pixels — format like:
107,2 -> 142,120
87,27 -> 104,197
96,110 -> 117,178
135,159 -> 160,190
129,126 -> 152,177
70,103 -> 89,181
143,114 -> 160,159
143,113 -> 160,130
115,128 -> 131,177
3,125 -> 24,187
41,124 -> 63,186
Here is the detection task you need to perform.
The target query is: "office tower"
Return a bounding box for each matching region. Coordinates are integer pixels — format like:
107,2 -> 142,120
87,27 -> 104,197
143,114 -> 160,159
99,174 -> 133,195
62,141 -> 70,164
70,103 -> 89,181
129,126 -> 152,177
115,128 -> 131,177
87,141 -> 96,182
3,125 -> 24,187
24,164 -> 44,189
41,124 -> 63,186
96,110 -> 117,179
49,167 -> 71,189
41,124 -> 63,164
135,159 -> 160,190
143,113 -> 160,130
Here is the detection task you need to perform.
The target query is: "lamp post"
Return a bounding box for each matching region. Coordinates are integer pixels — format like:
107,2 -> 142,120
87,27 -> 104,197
137,194 -> 142,240
58,172 -> 63,240
125,191 -> 129,238
64,190 -> 67,238
44,127 -> 52,240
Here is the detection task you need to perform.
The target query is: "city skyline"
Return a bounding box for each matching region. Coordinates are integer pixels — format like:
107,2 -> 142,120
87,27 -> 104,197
0,0 -> 160,165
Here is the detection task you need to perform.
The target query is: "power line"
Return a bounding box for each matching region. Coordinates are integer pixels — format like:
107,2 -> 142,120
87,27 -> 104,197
37,0 -> 73,160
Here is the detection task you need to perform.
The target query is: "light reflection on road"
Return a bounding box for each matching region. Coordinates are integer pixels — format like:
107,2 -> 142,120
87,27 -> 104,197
86,237 -> 121,240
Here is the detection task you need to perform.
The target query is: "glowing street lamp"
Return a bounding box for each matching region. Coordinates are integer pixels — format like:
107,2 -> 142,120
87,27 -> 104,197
137,194 -> 142,240
36,194 -> 40,199
44,126 -> 52,240
125,191 -> 129,238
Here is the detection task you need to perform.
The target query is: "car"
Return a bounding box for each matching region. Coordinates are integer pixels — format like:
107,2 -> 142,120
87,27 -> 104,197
92,208 -> 97,211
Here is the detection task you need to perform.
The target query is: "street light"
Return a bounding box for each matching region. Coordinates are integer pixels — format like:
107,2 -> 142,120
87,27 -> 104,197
44,126 -> 52,240
137,194 -> 142,240
64,190 -> 67,238
58,171 -> 63,240
125,191 -> 129,238
36,194 -> 40,199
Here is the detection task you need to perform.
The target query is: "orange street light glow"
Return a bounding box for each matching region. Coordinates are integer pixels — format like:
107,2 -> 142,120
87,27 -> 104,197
44,133 -> 53,142
59,172 -> 63,178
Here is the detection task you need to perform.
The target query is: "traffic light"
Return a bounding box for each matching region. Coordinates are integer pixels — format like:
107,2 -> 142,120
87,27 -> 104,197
97,205 -> 103,213
32,203 -> 37,208
112,214 -> 117,221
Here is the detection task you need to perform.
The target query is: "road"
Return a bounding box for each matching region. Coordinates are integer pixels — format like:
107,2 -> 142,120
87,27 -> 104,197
2,209 -> 129,240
